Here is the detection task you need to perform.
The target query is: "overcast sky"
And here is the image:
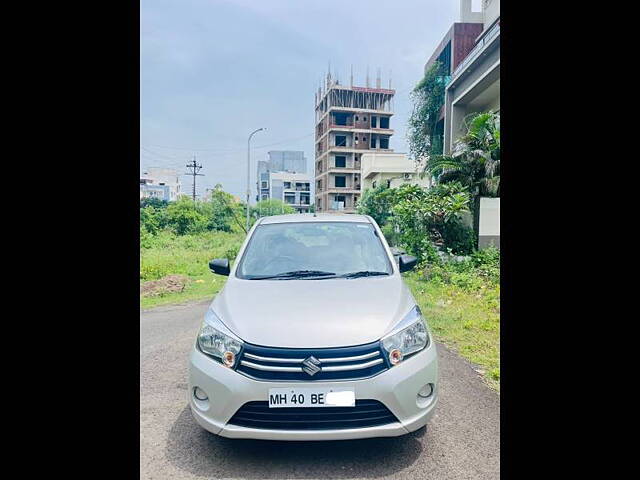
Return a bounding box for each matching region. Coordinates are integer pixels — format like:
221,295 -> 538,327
140,0 -> 462,201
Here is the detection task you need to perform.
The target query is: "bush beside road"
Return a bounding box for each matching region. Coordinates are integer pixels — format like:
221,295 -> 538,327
140,230 -> 244,309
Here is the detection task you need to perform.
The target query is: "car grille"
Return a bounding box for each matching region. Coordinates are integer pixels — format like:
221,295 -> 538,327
236,341 -> 389,381
227,400 -> 399,430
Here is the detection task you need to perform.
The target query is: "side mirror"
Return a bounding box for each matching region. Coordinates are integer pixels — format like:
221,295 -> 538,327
209,258 -> 230,276
398,254 -> 418,273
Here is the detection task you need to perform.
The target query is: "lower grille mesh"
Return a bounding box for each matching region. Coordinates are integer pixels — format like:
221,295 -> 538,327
227,399 -> 399,430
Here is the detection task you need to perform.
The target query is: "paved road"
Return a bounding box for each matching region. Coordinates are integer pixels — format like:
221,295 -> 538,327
141,299 -> 500,479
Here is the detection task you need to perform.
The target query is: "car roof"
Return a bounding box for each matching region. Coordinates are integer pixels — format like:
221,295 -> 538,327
258,213 -> 372,225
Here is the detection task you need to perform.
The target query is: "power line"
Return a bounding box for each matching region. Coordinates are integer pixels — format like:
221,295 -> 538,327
140,146 -> 188,161
184,156 -> 204,202
141,132 -> 314,156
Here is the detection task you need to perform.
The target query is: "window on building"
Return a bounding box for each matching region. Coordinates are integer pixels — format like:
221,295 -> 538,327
283,182 -> 291,189
371,136 -> 376,148
387,180 -> 392,188
261,181 -> 268,189
379,137 -> 389,149
379,116 -> 390,129
371,116 -> 377,128
335,176 -> 346,188
335,135 -> 347,147
335,156 -> 346,168
284,193 -> 296,204
261,194 -> 268,201
372,181 -> 377,188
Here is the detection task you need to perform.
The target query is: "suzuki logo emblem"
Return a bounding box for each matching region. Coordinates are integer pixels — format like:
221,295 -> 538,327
302,356 -> 322,376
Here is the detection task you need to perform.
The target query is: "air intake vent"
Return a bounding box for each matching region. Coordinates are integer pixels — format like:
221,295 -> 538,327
228,400 -> 399,430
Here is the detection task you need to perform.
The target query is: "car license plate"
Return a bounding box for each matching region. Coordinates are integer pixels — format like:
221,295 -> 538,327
268,387 -> 355,408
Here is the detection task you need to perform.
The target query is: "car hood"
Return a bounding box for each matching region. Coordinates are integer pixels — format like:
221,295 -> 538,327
211,275 -> 415,348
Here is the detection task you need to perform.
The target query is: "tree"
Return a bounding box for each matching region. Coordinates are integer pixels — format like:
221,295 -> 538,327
356,184 -> 397,226
408,60 -> 448,162
140,197 -> 169,209
424,111 -> 500,235
391,183 -> 473,258
251,199 -> 295,219
205,184 -> 245,233
165,197 -> 209,235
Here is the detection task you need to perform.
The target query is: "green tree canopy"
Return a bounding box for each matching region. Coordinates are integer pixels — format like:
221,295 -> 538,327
356,184 -> 396,226
426,111 -> 500,198
251,199 -> 295,218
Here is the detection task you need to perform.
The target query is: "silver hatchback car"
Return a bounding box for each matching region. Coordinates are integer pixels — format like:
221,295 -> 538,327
188,214 -> 438,440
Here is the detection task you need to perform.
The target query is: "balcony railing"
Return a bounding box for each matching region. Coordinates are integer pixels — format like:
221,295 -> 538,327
452,21 -> 500,79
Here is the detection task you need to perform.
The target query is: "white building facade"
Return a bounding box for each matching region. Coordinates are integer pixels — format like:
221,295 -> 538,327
259,172 -> 312,213
140,167 -> 182,202
257,151 -> 312,213
361,153 -> 431,191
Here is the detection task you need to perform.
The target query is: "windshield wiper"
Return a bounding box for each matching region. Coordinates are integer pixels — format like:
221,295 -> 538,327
339,270 -> 390,279
247,270 -> 337,280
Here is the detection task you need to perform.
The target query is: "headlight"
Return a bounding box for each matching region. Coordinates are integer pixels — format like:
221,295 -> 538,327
197,309 -> 243,368
381,305 -> 429,365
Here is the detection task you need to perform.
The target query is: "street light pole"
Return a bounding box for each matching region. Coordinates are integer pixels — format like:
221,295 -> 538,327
247,127 -> 266,232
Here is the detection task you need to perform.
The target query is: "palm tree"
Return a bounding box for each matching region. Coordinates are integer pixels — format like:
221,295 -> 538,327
424,111 -> 500,237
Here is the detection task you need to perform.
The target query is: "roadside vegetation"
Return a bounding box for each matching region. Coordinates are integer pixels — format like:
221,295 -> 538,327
140,230 -> 244,309
139,187 -> 295,308
404,248 -> 500,391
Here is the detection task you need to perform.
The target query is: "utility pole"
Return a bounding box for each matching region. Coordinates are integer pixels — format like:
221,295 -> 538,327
185,156 -> 204,202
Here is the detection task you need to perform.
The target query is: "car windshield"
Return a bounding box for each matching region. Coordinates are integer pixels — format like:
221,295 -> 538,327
236,221 -> 393,279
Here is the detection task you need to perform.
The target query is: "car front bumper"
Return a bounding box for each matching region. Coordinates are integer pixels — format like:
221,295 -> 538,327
187,341 -> 438,441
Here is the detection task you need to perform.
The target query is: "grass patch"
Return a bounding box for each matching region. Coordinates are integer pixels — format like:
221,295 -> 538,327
405,269 -> 500,391
140,230 -> 244,309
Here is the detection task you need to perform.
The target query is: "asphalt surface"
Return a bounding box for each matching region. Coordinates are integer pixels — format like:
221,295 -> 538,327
141,299 -> 500,479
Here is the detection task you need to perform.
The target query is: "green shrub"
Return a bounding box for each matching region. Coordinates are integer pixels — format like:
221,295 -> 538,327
441,219 -> 476,254
141,185 -> 246,237
391,183 -> 471,259
420,247 -> 500,290
357,185 -> 395,226
381,223 -> 399,247
140,226 -> 154,249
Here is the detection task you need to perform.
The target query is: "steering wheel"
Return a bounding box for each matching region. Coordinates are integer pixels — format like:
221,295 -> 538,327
262,255 -> 298,272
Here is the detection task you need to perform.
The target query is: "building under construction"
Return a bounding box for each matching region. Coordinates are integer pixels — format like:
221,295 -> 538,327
314,68 -> 395,213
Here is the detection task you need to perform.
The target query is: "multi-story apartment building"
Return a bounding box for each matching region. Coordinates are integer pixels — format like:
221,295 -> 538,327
423,0 -> 486,155
256,151 -> 312,213
314,72 -> 394,213
424,0 -> 500,249
269,172 -> 311,213
425,0 -> 500,155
